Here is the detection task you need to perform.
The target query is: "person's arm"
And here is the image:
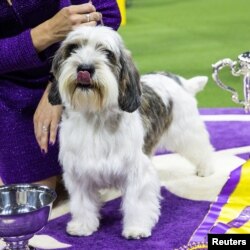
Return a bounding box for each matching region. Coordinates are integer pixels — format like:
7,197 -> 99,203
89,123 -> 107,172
0,30 -> 47,75
0,3 -> 101,75
31,3 -> 99,52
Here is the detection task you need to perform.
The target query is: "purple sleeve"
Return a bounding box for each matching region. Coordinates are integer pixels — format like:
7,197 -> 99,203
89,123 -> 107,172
71,0 -> 121,30
0,29 -> 45,74
94,0 -> 121,30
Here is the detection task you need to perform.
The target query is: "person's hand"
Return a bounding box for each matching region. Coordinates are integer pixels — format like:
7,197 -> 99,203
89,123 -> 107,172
31,3 -> 102,52
46,3 -> 102,42
33,83 -> 63,154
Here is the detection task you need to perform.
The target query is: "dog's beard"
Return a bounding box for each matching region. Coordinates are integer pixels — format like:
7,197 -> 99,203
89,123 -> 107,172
58,63 -> 119,113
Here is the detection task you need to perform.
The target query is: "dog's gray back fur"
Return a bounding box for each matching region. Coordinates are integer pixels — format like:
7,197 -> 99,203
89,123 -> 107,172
139,83 -> 173,155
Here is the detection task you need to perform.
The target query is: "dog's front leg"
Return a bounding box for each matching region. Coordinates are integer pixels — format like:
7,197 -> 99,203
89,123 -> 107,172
64,174 -> 101,236
122,156 -> 161,239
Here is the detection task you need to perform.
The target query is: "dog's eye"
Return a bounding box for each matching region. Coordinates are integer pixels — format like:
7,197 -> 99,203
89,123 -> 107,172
104,49 -> 116,63
65,43 -> 79,57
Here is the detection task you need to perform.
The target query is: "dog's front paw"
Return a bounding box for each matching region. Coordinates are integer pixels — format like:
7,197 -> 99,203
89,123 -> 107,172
122,227 -> 151,240
67,218 -> 99,236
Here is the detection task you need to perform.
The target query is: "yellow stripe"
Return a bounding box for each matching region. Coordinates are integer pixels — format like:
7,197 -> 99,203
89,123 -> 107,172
214,160 -> 250,233
116,0 -> 126,25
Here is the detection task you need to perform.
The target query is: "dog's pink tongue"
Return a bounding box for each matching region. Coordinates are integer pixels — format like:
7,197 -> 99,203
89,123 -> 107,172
77,71 -> 91,84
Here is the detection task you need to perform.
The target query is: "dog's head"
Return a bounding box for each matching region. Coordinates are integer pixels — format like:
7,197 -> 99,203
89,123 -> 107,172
49,26 -> 141,113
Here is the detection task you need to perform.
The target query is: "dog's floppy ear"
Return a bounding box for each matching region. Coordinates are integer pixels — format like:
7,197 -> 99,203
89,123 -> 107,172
118,49 -> 141,113
48,46 -> 65,105
48,73 -> 62,105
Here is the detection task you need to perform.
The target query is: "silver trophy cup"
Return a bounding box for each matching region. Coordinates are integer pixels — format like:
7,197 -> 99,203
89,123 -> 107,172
0,184 -> 57,250
212,51 -> 250,112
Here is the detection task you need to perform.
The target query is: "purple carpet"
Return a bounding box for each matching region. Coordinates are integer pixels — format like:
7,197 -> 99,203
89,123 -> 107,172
38,188 -> 210,250
200,108 -> 250,150
37,108 -> 250,250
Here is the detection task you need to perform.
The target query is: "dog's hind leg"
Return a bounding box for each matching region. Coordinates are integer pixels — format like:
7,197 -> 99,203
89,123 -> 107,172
122,155 -> 161,239
161,103 -> 215,177
63,173 -> 101,236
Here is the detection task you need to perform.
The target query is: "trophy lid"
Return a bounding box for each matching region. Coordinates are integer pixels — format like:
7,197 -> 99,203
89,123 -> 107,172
238,51 -> 250,63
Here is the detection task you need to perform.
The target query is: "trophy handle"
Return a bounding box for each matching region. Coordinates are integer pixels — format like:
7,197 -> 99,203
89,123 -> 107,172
212,58 -> 242,104
243,74 -> 250,112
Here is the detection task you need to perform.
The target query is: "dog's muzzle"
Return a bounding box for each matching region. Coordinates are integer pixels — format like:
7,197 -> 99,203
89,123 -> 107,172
76,64 -> 95,89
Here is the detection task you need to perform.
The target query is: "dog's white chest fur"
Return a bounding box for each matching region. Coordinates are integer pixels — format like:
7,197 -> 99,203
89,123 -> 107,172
59,110 -> 144,189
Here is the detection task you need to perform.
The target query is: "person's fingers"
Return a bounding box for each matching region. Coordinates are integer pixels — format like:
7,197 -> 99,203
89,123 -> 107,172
33,116 -> 39,146
76,21 -> 97,28
49,120 -> 59,146
36,120 -> 50,153
84,12 -> 102,23
40,122 -> 50,154
85,21 -> 97,27
73,12 -> 101,24
66,3 -> 96,15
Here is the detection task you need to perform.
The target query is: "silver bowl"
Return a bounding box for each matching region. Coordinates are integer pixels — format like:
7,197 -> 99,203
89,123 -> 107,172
0,184 -> 57,250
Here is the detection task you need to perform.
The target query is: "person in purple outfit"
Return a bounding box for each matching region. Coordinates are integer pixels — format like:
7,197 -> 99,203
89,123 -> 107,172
0,0 -> 121,189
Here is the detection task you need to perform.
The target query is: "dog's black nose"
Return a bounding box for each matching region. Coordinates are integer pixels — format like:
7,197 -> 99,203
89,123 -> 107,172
77,64 -> 95,76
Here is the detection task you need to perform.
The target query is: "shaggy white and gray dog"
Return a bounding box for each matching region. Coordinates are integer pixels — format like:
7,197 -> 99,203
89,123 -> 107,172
49,26 -> 215,239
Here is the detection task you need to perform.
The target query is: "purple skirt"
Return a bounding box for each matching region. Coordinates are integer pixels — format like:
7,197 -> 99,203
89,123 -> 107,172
0,79 -> 62,184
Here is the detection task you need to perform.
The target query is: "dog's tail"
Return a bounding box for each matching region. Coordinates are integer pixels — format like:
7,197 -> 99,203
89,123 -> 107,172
181,76 -> 208,96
